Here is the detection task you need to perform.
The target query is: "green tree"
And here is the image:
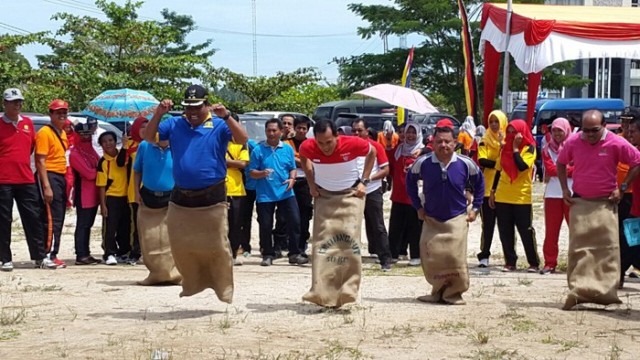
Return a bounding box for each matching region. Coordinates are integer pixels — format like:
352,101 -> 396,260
338,0 -> 586,120
23,0 -> 214,112
213,67 -> 334,114
0,33 -> 46,109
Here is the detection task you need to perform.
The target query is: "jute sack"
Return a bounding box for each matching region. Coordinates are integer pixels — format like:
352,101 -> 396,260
302,188 -> 365,308
137,204 -> 182,286
166,202 -> 233,303
418,214 -> 469,305
563,197 -> 621,310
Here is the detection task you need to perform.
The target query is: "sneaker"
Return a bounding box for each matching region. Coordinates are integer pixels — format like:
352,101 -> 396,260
126,257 -> 139,266
501,265 -> 516,272
539,266 -> 555,275
243,251 -> 251,258
296,254 -> 309,265
408,258 -> 421,267
233,257 -> 243,266
52,258 -> 67,268
478,258 -> 489,268
105,255 -> 117,266
1,262 -> 14,272
399,255 -> 409,261
381,263 -> 392,272
261,257 -> 273,267
36,258 -> 58,269
116,255 -> 129,264
527,266 -> 539,273
628,268 -> 640,278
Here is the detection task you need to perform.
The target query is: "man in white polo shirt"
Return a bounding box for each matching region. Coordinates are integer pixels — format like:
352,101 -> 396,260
299,119 -> 376,308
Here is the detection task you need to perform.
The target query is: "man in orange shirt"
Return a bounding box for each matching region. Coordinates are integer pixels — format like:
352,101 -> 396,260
35,99 -> 70,267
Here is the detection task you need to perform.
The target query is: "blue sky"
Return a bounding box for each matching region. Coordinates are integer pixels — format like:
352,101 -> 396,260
1,0 -> 423,83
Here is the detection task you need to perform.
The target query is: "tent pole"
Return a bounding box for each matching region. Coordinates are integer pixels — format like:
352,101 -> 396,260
595,58 -> 600,98
601,58 -> 606,99
501,0 -> 513,114
607,57 -> 612,98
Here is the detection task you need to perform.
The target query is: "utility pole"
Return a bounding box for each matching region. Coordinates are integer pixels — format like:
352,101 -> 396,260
252,0 -> 257,76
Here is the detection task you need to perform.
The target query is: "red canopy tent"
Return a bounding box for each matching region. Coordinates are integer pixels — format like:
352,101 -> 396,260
480,2 -> 640,126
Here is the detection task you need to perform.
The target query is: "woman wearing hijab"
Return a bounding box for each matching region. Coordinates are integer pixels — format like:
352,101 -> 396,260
540,118 -> 573,274
63,119 -> 75,208
469,125 -> 486,163
388,122 -> 424,265
377,120 -> 399,150
476,110 -> 507,268
489,119 -> 540,272
457,116 -> 477,156
337,126 -> 352,136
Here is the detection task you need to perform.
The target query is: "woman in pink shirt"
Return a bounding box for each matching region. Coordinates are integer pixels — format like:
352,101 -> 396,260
69,122 -> 101,265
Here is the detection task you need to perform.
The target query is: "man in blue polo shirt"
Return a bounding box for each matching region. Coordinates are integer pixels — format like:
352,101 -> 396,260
248,118 -> 307,267
406,126 -> 484,305
144,84 -> 248,302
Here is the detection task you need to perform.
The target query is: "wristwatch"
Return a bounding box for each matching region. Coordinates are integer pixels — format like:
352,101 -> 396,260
222,112 -> 231,121
621,183 -> 629,192
362,178 -> 371,186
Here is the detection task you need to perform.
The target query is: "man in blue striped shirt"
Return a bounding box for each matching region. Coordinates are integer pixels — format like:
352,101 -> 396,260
406,126 -> 484,305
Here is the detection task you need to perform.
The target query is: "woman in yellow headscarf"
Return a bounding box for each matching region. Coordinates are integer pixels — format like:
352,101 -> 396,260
476,110 -> 507,268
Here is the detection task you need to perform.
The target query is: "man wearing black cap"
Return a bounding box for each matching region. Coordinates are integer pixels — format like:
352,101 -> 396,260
145,84 -> 248,302
0,88 -> 57,271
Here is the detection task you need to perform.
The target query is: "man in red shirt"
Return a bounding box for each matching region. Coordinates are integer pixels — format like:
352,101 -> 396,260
299,119 -> 376,308
351,118 -> 393,271
0,88 -> 57,271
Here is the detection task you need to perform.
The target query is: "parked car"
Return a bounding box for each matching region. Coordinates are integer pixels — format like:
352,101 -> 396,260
334,113 -> 398,133
313,99 -> 394,121
31,116 -> 123,146
410,113 -> 461,138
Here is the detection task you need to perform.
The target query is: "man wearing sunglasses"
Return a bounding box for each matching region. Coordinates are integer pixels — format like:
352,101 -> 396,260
558,110 -> 640,310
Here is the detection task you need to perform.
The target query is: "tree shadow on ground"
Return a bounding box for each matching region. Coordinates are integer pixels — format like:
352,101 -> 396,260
87,309 -> 219,321
246,302 -> 369,315
96,280 -> 140,286
363,297 -> 421,304
503,296 -> 640,322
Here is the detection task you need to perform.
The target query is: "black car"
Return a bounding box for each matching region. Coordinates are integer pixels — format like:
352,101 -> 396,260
334,113 -> 397,132
411,113 -> 461,137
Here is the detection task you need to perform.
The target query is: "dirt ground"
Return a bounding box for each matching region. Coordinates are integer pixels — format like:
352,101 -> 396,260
1,182 -> 639,360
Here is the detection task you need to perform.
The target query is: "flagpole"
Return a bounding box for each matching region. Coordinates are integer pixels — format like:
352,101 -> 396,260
501,0 -> 513,114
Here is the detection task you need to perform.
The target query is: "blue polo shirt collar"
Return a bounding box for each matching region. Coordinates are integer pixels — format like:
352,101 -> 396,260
261,140 -> 284,149
181,112 -> 213,129
430,152 -> 458,168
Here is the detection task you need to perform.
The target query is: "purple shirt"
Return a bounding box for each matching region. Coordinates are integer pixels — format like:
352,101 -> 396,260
557,130 -> 640,199
406,153 -> 484,222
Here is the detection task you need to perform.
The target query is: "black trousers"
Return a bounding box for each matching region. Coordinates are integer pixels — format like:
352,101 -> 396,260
618,193 -> 640,286
75,206 -> 98,259
364,187 -> 392,264
388,202 -> 422,259
128,202 -> 140,259
294,179 -> 313,252
101,196 -> 131,258
495,202 -> 540,267
477,196 -> 498,261
39,172 -> 67,258
0,183 -> 46,262
228,196 -> 245,258
238,189 -> 255,253
272,206 -> 288,253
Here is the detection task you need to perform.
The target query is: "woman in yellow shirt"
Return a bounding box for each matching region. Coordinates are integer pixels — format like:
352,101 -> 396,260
489,119 -> 540,273
476,110 -> 506,268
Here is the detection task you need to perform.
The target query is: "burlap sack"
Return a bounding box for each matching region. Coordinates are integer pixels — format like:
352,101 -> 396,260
136,205 -> 182,286
563,198 -> 621,310
418,214 -> 469,305
166,202 -> 233,303
302,188 -> 365,308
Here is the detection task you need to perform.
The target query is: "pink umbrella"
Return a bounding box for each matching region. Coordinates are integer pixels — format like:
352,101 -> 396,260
354,84 -> 438,114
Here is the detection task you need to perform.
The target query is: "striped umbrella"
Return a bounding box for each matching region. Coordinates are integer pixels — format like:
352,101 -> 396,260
82,88 -> 159,123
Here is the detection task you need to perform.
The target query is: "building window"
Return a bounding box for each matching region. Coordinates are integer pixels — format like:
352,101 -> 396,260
632,60 -> 640,69
634,0 -> 640,8
632,86 -> 640,107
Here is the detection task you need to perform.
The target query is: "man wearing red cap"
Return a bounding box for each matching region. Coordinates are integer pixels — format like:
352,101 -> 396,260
35,99 -> 71,267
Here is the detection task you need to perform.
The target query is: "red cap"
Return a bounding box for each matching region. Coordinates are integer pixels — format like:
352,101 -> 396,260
436,119 -> 454,129
48,99 -> 69,111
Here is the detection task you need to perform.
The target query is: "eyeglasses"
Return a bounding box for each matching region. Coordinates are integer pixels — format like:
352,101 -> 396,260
582,127 -> 602,134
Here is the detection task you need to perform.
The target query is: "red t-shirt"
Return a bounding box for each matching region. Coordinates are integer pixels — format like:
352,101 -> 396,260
0,115 -> 36,184
387,146 -> 416,205
299,135 -> 370,191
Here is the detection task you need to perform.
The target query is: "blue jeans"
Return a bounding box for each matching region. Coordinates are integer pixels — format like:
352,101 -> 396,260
256,196 -> 301,258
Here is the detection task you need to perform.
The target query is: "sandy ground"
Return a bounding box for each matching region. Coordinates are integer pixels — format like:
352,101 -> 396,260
1,182 -> 639,360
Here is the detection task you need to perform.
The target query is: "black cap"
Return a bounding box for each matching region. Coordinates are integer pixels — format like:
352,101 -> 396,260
74,122 -> 94,135
181,84 -> 208,107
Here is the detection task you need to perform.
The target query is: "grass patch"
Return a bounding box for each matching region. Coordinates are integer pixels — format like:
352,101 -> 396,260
516,277 -> 533,286
468,328 -> 490,345
378,324 -> 426,339
540,335 -> 581,352
0,329 -> 20,341
464,348 -> 524,360
320,339 -> 369,360
431,320 -> 467,335
21,285 -> 62,292
0,306 -> 26,326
